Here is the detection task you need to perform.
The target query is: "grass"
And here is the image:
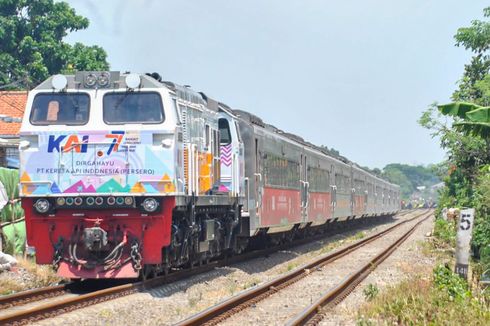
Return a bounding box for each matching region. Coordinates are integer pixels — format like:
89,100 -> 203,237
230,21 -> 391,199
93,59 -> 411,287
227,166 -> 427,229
242,277 -> 261,290
0,256 -> 62,296
16,256 -> 62,286
0,278 -> 24,295
363,284 -> 379,301
358,272 -> 490,325
353,231 -> 366,240
357,236 -> 490,326
432,218 -> 456,249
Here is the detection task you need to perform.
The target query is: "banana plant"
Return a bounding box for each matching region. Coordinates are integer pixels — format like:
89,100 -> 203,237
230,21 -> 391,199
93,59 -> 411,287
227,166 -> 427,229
439,102 -> 490,138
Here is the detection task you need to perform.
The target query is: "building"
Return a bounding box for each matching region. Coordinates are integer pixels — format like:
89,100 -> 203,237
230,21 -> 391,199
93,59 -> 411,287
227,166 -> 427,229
0,91 -> 27,168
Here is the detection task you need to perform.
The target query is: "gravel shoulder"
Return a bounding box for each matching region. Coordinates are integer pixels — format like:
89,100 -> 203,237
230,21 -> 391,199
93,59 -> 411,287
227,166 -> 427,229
30,211 -> 424,326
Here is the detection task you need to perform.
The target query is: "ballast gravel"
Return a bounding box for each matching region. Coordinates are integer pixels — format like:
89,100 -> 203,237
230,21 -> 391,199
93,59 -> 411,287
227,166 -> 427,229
31,211 -> 426,326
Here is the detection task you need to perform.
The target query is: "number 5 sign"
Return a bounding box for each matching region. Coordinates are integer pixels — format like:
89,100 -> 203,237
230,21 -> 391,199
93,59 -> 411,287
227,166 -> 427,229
455,208 -> 475,279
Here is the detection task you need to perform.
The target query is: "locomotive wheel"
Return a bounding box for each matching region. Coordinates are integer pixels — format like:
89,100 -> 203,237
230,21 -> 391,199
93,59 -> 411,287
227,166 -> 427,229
141,265 -> 157,281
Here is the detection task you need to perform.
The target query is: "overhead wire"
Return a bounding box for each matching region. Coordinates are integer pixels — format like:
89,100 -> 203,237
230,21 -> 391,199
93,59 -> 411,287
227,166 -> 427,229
0,79 -> 23,90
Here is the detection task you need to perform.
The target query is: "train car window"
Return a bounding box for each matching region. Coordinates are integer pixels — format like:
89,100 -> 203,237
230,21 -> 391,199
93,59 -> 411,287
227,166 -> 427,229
205,124 -> 210,148
309,168 -> 330,192
30,93 -> 90,125
354,179 -> 365,192
264,153 -> 300,189
219,119 -> 232,145
103,92 -> 164,124
214,130 -> 220,157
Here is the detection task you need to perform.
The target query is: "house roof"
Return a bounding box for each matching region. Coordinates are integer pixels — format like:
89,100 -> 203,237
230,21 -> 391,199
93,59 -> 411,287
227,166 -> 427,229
0,91 -> 27,137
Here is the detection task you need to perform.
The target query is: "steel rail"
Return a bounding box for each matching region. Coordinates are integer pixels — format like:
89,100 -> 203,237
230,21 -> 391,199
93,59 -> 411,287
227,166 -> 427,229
0,210 -> 416,325
175,210 -> 430,326
0,263 -> 222,326
287,213 -> 432,326
0,284 -> 68,310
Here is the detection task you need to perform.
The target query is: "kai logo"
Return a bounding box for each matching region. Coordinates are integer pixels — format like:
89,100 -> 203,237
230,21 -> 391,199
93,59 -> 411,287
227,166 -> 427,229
47,131 -> 125,155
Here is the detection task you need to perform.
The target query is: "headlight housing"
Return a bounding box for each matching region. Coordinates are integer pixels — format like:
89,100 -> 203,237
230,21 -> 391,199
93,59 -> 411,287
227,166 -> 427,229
34,199 -> 51,214
141,198 -> 159,213
84,73 -> 97,87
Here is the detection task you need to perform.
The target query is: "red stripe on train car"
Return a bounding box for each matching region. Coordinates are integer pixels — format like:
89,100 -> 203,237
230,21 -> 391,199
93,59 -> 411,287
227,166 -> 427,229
308,192 -> 332,223
260,187 -> 301,227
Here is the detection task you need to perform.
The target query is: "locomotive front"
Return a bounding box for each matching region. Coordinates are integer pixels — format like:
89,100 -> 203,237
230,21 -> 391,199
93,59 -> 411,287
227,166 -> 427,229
19,72 -> 180,278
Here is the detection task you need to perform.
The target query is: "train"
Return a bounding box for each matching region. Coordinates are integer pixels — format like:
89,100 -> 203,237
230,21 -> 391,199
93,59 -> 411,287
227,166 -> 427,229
19,71 -> 400,279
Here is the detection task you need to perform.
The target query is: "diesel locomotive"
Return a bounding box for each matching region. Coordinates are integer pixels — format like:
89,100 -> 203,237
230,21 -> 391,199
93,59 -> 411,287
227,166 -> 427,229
19,71 -> 400,279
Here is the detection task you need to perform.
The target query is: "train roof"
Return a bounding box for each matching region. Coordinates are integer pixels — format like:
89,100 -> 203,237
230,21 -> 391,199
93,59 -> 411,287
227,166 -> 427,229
38,71 -> 397,188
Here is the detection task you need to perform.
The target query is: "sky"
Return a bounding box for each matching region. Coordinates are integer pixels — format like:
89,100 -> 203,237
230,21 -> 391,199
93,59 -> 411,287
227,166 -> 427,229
65,0 -> 488,169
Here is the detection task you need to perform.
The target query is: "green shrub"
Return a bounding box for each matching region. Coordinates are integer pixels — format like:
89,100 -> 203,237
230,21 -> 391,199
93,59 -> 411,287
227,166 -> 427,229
433,218 -> 456,248
363,284 -> 379,301
433,265 -> 470,301
472,168 -> 490,257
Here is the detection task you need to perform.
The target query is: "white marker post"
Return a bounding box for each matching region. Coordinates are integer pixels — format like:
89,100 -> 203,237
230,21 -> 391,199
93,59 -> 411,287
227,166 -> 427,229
455,208 -> 475,279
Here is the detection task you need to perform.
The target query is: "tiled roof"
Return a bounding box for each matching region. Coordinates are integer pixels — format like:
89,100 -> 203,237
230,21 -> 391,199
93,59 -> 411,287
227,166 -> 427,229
0,91 -> 27,137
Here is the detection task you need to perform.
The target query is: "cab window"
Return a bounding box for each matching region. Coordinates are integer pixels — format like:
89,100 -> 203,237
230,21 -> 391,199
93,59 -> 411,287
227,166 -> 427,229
30,93 -> 90,125
103,92 -> 164,124
219,118 -> 232,145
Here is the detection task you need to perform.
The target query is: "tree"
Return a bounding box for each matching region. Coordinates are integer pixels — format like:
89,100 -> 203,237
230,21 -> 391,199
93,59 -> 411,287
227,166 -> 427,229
0,0 -> 109,89
419,7 -> 490,256
453,7 -> 490,104
381,163 -> 440,200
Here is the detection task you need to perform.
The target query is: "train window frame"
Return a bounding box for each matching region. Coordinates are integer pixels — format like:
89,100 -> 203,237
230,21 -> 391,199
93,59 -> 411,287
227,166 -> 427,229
29,92 -> 91,126
263,153 -> 300,190
234,121 -> 242,142
173,98 -> 182,124
205,124 -> 210,149
308,167 -> 330,193
102,91 -> 165,125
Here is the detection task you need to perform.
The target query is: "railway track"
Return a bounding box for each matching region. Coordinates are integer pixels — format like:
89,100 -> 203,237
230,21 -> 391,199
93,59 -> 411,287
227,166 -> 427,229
287,212 -> 431,326
0,210 -> 418,325
175,210 -> 431,326
0,284 -> 68,311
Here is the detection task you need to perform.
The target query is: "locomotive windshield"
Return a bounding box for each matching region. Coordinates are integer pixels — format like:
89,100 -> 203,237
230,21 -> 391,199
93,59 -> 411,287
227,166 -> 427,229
103,92 -> 164,124
30,93 -> 90,125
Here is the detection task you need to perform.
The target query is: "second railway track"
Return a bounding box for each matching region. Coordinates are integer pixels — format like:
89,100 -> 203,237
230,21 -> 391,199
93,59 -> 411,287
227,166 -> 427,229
176,210 -> 432,326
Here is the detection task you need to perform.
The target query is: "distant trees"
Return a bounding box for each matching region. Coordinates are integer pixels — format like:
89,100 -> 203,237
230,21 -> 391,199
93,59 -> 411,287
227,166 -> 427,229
0,0 -> 109,89
382,164 -> 440,200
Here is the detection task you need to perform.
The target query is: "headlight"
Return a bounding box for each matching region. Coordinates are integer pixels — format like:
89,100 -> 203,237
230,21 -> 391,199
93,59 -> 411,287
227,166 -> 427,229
65,197 -> 74,205
74,197 -> 83,206
85,73 -> 97,87
124,197 -> 133,205
34,199 -> 51,214
56,197 -> 65,206
97,72 -> 110,87
116,197 -> 125,205
142,198 -> 159,213
86,197 -> 95,206
95,197 -> 104,205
